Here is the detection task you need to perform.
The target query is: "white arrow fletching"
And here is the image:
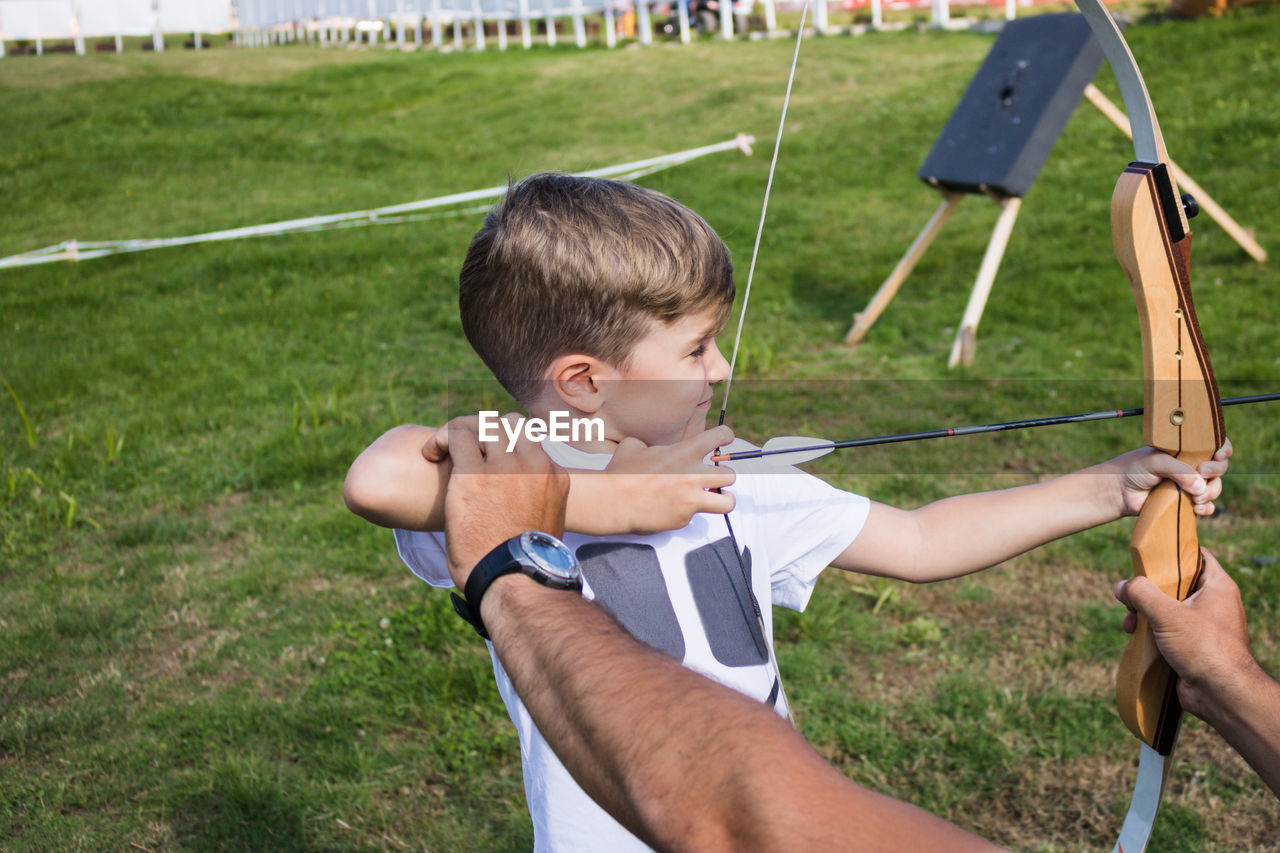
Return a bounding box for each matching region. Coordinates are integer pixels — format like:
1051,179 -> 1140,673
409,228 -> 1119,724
758,436 -> 837,465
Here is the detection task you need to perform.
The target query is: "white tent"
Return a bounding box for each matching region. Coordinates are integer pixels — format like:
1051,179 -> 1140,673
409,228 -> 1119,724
78,0 -> 153,37
158,0 -> 231,33
0,0 -> 231,54
0,0 -> 75,40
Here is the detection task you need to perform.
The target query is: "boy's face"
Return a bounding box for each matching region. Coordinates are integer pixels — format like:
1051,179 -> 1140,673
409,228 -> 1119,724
604,306 -> 731,447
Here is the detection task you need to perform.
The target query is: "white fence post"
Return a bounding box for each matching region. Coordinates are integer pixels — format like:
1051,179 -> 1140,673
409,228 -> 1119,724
570,0 -> 584,46
72,0 -> 85,55
676,0 -> 689,43
931,0 -> 949,26
519,0 -> 531,46
543,0 -> 556,46
472,0 -> 485,48
871,0 -> 881,28
814,0 -> 828,30
152,8 -> 164,51
636,0 -> 651,44
603,4 -> 614,47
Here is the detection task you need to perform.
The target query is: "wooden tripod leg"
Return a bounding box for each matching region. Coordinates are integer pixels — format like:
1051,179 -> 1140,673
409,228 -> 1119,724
1083,83 -> 1268,263
948,195 -> 1022,369
844,193 -> 962,346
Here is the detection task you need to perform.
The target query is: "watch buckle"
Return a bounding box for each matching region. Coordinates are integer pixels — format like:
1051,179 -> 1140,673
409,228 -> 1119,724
450,591 -> 489,639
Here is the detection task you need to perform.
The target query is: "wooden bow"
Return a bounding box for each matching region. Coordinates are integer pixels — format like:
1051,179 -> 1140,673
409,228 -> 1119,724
1073,2 -> 1225,849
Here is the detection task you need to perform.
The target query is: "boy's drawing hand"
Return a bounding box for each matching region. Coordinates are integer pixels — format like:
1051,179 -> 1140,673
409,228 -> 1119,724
603,425 -> 737,534
1111,438 -> 1232,518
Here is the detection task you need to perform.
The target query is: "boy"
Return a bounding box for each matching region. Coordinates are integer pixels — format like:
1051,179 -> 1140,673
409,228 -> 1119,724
344,173 -> 1229,852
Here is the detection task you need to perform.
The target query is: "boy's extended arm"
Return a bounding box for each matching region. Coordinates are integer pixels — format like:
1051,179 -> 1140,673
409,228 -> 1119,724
835,446 -> 1230,583
343,422 -> 736,535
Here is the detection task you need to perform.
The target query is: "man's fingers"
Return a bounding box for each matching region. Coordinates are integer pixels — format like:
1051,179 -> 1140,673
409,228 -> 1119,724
443,419 -> 486,472
1114,575 -> 1182,629
1193,548 -> 1238,600
425,415 -> 486,463
423,429 -> 449,463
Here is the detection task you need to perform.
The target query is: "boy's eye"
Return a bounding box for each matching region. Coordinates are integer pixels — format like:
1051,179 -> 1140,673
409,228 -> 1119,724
690,344 -> 707,358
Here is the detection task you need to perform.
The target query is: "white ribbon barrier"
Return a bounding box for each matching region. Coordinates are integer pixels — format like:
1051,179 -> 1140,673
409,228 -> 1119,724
0,134 -> 754,270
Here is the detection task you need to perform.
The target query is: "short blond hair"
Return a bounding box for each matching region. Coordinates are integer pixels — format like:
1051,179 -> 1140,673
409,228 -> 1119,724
459,174 -> 734,404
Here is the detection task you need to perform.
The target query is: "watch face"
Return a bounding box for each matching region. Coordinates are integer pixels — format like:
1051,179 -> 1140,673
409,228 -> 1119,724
519,531 -> 580,583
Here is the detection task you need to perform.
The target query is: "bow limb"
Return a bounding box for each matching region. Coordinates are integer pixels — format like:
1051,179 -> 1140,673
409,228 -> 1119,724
1075,0 -> 1225,848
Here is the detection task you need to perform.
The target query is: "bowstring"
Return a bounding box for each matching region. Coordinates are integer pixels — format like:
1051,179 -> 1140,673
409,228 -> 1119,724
716,2 -> 810,727
718,0 -> 810,424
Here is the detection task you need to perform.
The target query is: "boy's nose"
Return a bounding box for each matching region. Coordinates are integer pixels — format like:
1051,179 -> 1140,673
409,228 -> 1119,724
707,340 -> 731,383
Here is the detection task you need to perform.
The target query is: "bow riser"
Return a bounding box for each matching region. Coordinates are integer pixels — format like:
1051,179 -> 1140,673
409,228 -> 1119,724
1111,165 -> 1223,460
1109,163 -> 1225,754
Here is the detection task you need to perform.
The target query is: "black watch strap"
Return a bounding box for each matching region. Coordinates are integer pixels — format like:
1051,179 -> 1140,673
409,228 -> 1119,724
450,538 -> 519,640
450,533 -> 582,640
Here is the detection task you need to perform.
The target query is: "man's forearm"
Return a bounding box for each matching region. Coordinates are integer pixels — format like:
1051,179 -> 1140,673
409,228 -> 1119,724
1199,661 -> 1280,799
480,576 -> 1004,853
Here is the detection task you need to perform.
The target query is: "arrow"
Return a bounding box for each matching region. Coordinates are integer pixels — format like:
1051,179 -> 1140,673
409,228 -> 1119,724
711,392 -> 1280,463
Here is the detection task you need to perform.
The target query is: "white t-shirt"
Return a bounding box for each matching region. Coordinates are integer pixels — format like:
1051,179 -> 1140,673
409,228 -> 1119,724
394,438 -> 870,852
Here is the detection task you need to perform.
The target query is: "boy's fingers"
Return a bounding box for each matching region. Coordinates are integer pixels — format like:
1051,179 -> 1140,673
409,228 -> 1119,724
704,466 -> 735,490
1149,453 -> 1208,498
1198,437 -> 1231,478
614,436 -> 649,455
695,424 -> 735,455
700,489 -> 736,515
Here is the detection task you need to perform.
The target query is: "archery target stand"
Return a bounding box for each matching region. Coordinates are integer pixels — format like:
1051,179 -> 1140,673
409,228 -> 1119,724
844,13 -> 1266,368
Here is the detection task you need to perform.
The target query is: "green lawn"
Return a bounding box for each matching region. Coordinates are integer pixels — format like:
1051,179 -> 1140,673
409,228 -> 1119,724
2,6 -> 1279,850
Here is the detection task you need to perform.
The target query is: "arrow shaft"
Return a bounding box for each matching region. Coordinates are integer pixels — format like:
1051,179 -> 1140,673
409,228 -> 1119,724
716,392 -> 1280,462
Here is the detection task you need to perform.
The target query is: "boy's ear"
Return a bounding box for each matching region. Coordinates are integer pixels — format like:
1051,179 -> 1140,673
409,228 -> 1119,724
547,353 -> 612,415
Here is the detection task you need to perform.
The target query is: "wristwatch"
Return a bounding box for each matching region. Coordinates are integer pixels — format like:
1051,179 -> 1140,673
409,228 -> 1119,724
451,531 -> 582,639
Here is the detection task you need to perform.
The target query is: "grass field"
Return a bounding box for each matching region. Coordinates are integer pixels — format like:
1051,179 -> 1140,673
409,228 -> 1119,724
3,5 -> 1279,850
